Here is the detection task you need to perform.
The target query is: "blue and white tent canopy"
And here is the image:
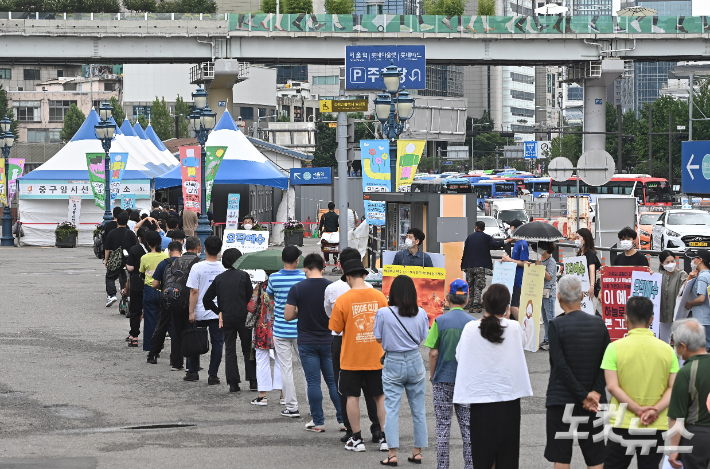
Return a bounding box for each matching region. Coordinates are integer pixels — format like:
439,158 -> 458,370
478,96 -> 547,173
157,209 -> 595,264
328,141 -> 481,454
133,122 -> 178,168
154,110 -> 288,190
144,124 -> 177,164
116,119 -> 174,176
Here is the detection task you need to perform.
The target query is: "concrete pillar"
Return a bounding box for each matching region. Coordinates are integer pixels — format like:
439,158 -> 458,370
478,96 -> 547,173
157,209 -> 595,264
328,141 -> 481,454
582,60 -> 624,152
205,59 -> 247,124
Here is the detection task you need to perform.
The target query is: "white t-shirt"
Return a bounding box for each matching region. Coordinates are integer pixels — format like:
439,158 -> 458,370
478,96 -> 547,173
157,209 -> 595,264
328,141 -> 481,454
452,317 -> 533,405
186,260 -> 226,321
324,279 -> 372,336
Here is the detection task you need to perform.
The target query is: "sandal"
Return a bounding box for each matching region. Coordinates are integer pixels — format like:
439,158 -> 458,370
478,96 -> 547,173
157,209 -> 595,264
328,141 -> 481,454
407,453 -> 422,464
128,339 -> 139,347
380,456 -> 398,466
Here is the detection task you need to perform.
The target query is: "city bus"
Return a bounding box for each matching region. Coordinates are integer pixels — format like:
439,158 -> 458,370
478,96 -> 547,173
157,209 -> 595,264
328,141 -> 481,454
442,178 -> 472,193
523,178 -> 551,198
548,175 -> 672,206
487,180 -> 517,197
472,182 -> 495,206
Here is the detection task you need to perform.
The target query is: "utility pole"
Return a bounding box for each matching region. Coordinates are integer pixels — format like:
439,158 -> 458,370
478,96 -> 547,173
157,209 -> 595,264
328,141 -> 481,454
648,104 -> 653,175
337,67 -> 348,251
689,73 -> 694,141
669,113 -> 673,186
617,104 -> 623,173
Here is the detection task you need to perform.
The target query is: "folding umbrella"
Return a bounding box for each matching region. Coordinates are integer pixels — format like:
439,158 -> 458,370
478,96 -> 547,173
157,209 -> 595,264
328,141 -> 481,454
509,221 -> 564,243
233,249 -> 304,271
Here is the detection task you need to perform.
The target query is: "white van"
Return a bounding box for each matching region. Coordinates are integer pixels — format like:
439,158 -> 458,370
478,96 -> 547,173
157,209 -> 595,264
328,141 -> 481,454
489,198 -> 528,225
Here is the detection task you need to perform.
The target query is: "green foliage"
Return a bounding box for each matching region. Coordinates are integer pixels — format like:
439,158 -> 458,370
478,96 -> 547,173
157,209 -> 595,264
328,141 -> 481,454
282,0 -> 312,13
55,221 -> 78,240
174,94 -> 191,138
477,0 -> 495,15
108,96 -> 125,124
122,0 -> 156,11
60,104 -> 86,142
148,97 -> 174,141
277,113 -> 290,122
0,85 -> 18,138
155,0 -> 216,13
313,113 -> 384,169
0,0 -> 14,10
260,0 -> 276,13
325,0 -> 353,14
423,0 -> 464,16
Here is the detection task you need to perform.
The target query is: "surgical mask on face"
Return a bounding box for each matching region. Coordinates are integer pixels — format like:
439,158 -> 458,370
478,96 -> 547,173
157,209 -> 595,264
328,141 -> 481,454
243,224 -> 253,230
404,238 -> 414,248
574,239 -> 583,249
620,240 -> 633,251
537,248 -> 546,256
663,262 -> 676,272
693,259 -> 701,271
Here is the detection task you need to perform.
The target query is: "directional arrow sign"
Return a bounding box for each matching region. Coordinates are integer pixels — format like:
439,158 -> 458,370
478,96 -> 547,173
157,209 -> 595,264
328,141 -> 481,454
681,141 -> 710,195
687,154 -> 699,180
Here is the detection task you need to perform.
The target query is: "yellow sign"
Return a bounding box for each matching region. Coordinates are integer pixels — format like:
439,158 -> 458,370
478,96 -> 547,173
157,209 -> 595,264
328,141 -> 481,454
320,99 -> 369,113
382,265 -> 446,279
396,140 -> 425,192
519,264 -> 546,353
319,100 -> 333,112
328,122 -> 337,128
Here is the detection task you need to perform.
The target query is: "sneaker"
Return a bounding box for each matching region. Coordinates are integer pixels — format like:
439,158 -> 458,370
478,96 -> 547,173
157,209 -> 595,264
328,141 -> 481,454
400,25 -> 412,32
305,420 -> 325,432
280,396 -> 286,405
345,436 -> 366,452
353,24 -> 368,32
251,396 -> 267,406
281,409 -> 301,418
146,355 -> 157,365
183,372 -> 199,381
208,375 -> 221,385
589,23 -> 600,33
106,296 -> 117,307
539,341 -> 549,351
229,383 -> 240,392
340,431 -> 353,443
379,436 -> 388,451
338,421 -> 347,432
441,18 -> 452,30
420,23 -> 434,31
171,365 -> 184,371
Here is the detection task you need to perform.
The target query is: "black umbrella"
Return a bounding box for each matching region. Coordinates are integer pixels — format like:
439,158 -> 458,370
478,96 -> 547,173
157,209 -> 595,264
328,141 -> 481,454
510,221 -> 564,243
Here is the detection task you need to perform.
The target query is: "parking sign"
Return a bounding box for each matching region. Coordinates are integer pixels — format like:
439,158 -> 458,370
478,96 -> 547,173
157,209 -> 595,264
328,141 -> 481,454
345,45 -> 426,91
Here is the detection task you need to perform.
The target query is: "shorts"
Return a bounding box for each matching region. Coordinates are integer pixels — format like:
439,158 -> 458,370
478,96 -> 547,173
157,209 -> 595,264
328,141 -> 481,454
338,369 -> 383,398
544,405 -> 605,466
511,286 -> 522,308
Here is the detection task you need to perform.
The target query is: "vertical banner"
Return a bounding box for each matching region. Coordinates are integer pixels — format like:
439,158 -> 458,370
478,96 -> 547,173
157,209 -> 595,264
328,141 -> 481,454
120,194 -> 136,210
396,140 -> 425,192
7,158 -> 25,203
364,200 -> 385,226
109,152 -> 128,203
67,196 -> 82,226
180,146 -> 202,213
382,264 -> 446,327
601,266 -> 651,341
492,261 -> 517,297
0,158 -> 5,206
630,270 -> 663,338
519,264 -> 545,352
562,256 -> 595,315
226,193 -> 240,230
86,153 -> 107,210
205,146 -> 227,209
360,139 -> 391,193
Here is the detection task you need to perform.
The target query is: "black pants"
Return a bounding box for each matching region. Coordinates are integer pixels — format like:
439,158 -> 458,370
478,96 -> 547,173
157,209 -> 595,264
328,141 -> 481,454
604,428 -> 664,469
223,322 -> 256,385
129,290 -> 143,338
331,335 -> 381,435
470,399 -> 521,469
324,252 -> 338,263
149,302 -> 175,363
170,309 -> 189,369
106,268 -> 126,297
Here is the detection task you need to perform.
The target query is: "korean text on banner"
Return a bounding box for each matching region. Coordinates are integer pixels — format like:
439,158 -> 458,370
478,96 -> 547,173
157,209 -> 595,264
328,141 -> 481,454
86,153 -> 107,210
364,200 -> 385,226
630,270 -> 663,338
226,193 -> 240,230
205,146 -> 227,209
360,140 -> 391,193
67,196 -> 82,226
562,256 -> 594,315
221,229 -> 269,255
0,158 -> 5,206
121,194 -> 136,210
601,266 -> 650,341
7,158 -> 25,203
492,261 -> 517,297
396,140 -> 425,193
382,264 -> 446,327
109,152 -> 128,203
519,264 -> 545,352
180,146 -> 202,213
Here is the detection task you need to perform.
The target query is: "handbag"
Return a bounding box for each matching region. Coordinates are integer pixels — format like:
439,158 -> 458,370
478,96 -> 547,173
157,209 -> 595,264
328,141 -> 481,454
181,323 -> 209,357
380,307 -> 419,365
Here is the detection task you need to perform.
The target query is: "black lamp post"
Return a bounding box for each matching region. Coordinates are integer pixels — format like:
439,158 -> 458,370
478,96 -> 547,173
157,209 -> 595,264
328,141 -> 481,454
94,102 -> 116,225
189,86 -> 216,256
0,115 -> 15,246
373,61 -> 416,190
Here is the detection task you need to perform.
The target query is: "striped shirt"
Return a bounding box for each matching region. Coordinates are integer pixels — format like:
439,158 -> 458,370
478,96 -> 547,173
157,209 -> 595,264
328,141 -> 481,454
267,269 -> 306,339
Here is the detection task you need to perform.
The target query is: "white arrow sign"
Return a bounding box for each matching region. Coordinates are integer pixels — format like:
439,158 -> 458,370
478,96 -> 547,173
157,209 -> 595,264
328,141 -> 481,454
687,154 -> 700,180
409,69 -> 421,81
294,173 -> 301,179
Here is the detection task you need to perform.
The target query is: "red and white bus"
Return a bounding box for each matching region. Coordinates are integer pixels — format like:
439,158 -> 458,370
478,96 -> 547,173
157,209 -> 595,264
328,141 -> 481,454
548,174 -> 672,206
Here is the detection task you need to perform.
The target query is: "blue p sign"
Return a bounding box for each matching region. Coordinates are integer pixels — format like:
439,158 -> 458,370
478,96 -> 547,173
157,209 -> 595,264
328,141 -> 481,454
350,67 -> 365,84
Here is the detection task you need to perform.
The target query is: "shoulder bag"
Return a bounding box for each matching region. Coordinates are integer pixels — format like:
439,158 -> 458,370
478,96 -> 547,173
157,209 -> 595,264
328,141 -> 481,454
380,307 -> 419,365
181,322 -> 209,357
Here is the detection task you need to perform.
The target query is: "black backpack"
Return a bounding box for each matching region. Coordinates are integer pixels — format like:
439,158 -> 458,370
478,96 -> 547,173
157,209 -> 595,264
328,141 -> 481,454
161,255 -> 202,314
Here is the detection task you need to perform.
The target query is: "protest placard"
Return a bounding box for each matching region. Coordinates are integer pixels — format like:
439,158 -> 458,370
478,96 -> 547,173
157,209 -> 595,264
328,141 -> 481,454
221,230 -> 269,255
630,270 -> 663,338
562,256 -> 594,315
492,261 -> 516,297
519,264 -> 545,352
382,264 -> 446,326
601,266 -> 655,341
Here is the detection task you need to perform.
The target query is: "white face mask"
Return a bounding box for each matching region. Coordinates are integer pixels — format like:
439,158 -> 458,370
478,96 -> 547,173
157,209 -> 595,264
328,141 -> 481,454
404,238 -> 414,248
620,240 -> 633,251
663,262 -> 676,272
693,259 -> 701,271
574,239 -> 583,248
537,248 -> 546,256
243,224 -> 253,230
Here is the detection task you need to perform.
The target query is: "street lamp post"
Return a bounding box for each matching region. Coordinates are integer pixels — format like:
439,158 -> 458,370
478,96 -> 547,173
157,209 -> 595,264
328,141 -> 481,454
189,86 -> 217,255
373,61 -> 416,190
0,116 -> 15,246
94,102 -> 117,225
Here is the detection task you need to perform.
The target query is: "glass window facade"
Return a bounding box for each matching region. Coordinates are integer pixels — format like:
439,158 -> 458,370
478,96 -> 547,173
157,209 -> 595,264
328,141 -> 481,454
0,69 -> 11,79
636,0 -> 692,15
28,129 -> 61,143
49,100 -> 77,122
511,107 -> 535,117
239,107 -> 254,121
312,75 -> 339,85
511,90 -> 535,101
269,65 -> 308,85
23,69 -> 40,81
511,72 -> 535,85
418,65 -> 464,97
13,101 -> 41,122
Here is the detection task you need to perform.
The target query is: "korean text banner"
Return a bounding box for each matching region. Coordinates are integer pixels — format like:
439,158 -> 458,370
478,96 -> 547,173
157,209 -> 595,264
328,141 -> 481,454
7,158 -> 25,203
364,200 -> 385,226
121,194 -> 136,210
600,266 -> 648,341
68,196 -> 82,226
562,256 -> 594,315
205,146 -> 227,209
109,152 -> 128,203
492,261 -> 517,297
519,264 -> 545,352
382,264 -> 446,327
396,140 -> 425,192
221,229 -> 270,255
360,140 -> 391,193
630,270 -> 662,339
0,158 -> 5,205
226,193 -> 240,230
180,146 -> 202,213
86,153 -> 106,210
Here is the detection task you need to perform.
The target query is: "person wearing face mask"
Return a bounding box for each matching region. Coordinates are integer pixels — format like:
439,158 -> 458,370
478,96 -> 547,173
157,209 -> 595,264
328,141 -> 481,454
536,242 -> 557,351
684,249 -> 710,351
612,227 -> 649,267
575,228 -> 601,303
659,251 -> 688,342
393,228 -> 433,268
241,215 -> 256,231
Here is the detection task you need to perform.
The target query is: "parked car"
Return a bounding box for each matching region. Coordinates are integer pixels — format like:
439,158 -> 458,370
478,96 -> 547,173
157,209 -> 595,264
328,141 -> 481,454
651,209 -> 710,253
477,216 -> 507,240
637,211 -> 662,248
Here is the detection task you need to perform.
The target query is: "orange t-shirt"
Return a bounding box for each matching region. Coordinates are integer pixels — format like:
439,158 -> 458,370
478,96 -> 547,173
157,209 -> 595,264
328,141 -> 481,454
329,288 -> 389,371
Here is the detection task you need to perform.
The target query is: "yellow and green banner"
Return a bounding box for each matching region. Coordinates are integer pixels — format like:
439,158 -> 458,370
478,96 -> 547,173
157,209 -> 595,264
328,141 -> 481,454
396,140 -> 425,192
205,146 -> 227,209
86,153 -> 107,210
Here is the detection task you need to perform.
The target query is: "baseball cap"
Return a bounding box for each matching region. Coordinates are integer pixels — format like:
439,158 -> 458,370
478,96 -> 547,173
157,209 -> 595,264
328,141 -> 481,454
449,278 -> 469,295
282,245 -> 302,263
687,249 -> 710,266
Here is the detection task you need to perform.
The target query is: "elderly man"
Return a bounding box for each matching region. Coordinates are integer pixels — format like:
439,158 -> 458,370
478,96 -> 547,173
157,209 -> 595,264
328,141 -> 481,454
545,275 -> 610,469
667,318 -> 710,469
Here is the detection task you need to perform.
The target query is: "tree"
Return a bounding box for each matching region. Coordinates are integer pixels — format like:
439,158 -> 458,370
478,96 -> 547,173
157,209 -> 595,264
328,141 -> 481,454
260,0 -> 276,13
148,97 -> 174,141
174,94 -> 191,138
423,0 -> 465,16
477,0 -> 495,15
108,96 -> 125,125
277,113 -> 290,122
282,0 -> 312,14
155,0 -> 216,13
135,115 -> 149,131
0,85 -> 18,138
84,0 -> 121,12
325,0 -> 353,14
61,104 -> 86,142
122,0 -> 156,11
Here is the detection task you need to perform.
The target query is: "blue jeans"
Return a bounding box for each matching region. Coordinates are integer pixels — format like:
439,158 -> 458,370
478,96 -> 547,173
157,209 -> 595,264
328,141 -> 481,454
541,294 -> 556,343
298,343 -> 342,426
187,319 -> 224,377
382,349 -> 428,450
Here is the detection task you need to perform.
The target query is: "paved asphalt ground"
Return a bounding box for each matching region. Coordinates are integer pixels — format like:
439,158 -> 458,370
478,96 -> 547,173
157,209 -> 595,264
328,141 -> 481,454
0,240 -> 661,469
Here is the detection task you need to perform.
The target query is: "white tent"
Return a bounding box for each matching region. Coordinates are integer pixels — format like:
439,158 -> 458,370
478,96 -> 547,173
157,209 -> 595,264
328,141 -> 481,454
18,110 -> 152,246
134,123 -> 177,168
145,124 -> 177,164
117,119 -> 175,176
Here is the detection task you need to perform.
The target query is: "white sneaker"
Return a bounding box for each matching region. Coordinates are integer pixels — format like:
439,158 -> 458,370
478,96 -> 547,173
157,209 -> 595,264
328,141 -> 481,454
280,396 -> 285,405
305,420 -> 325,432
420,23 -> 434,31
345,436 -> 366,452
251,396 -> 267,406
353,24 -> 368,32
379,436 -> 389,451
106,296 -> 117,307
337,421 -> 347,431
652,25 -> 665,33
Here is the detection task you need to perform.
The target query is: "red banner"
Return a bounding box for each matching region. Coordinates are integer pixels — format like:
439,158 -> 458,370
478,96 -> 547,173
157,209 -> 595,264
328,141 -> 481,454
600,266 -> 649,341
180,146 -> 202,213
